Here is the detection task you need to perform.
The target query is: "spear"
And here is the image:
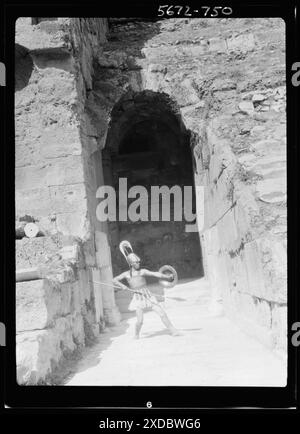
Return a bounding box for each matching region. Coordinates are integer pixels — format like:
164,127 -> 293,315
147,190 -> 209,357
90,280 -> 180,303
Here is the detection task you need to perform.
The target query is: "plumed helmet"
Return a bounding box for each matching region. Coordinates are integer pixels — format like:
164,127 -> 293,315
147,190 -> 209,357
126,252 -> 141,266
119,240 -> 140,266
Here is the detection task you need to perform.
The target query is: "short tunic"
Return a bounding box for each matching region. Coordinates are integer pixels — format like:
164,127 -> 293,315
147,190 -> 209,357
128,287 -> 158,311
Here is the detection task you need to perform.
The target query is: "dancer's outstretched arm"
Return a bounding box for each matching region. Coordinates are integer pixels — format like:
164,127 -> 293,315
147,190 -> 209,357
141,269 -> 173,281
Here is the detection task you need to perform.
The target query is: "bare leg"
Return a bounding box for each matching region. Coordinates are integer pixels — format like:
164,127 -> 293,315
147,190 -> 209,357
151,304 -> 181,336
134,307 -> 144,339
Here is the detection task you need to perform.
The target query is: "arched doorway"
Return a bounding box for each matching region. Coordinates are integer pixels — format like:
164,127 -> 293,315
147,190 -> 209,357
103,91 -> 204,311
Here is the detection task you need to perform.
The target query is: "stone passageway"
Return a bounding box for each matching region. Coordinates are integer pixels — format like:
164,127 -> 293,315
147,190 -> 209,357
15,18 -> 287,383
65,279 -> 286,387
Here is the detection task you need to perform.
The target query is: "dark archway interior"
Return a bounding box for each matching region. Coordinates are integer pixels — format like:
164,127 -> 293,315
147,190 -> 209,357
103,91 -> 204,286
119,121 -> 154,154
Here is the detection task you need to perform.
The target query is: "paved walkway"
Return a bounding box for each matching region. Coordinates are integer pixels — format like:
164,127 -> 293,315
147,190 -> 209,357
65,278 -> 286,386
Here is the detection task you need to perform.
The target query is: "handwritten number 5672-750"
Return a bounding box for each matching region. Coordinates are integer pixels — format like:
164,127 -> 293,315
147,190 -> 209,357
157,5 -> 233,17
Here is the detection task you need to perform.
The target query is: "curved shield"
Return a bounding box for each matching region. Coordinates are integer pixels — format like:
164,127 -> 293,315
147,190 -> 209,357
158,265 -> 178,288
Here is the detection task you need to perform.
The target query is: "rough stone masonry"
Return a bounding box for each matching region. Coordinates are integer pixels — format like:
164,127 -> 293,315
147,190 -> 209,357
15,17 -> 286,384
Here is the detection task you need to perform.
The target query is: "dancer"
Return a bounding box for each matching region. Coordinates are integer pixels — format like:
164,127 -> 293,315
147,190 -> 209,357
113,241 -> 181,339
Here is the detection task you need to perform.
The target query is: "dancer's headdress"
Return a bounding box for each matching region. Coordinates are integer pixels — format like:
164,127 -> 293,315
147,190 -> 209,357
119,240 -> 140,266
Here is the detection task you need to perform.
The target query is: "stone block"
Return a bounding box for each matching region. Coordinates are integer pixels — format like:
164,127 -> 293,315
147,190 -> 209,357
226,33 -> 256,52
55,210 -> 89,237
234,186 -> 260,234
233,199 -> 251,241
180,45 -> 207,58
54,315 -> 77,354
71,312 -> 85,346
203,226 -> 220,256
252,93 -> 267,102
250,125 -> 266,136
16,279 -> 60,332
256,177 -> 286,203
70,281 -> 82,313
16,311 -> 80,384
16,329 -> 59,384
45,156 -> 84,186
16,165 -> 49,190
15,17 -> 71,52
83,238 -> 97,268
15,138 -> 40,168
230,253 -> 250,296
16,187 -> 53,218
243,240 -> 266,299
100,264 -> 114,283
206,170 -> 234,227
49,183 -> 87,213
206,251 -> 226,302
217,208 -> 239,251
208,37 -> 227,53
256,237 -> 287,303
16,156 -> 85,191
37,74 -> 76,106
40,126 -> 82,159
251,139 -> 284,157
95,231 -> 112,268
100,265 -> 115,308
239,154 -> 286,179
211,78 -> 237,92
78,269 -> 92,303
180,101 -> 205,116
174,78 -> 200,107
91,268 -> 104,322
60,244 -> 80,262
238,101 -> 254,115
58,282 -> 72,316
209,153 -> 223,182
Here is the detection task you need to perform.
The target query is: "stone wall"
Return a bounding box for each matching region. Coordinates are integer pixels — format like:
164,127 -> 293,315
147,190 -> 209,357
15,17 -> 120,384
15,17 -> 108,239
16,235 -> 102,384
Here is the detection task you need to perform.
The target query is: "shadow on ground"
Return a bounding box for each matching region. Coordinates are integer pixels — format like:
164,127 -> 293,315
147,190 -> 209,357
143,327 -> 202,338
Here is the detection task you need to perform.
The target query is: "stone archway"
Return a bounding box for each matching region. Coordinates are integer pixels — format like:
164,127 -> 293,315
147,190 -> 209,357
102,90 -> 204,312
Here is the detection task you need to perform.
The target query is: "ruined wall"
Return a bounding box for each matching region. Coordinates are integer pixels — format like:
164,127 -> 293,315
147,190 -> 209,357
88,17 -> 286,354
147,18 -> 286,354
15,18 -> 120,384
16,235 -> 102,384
15,17 -> 108,238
